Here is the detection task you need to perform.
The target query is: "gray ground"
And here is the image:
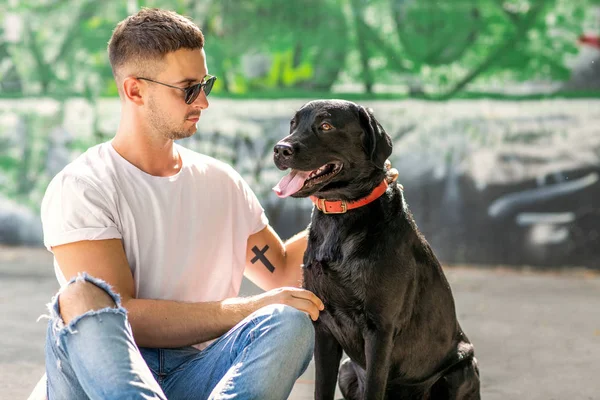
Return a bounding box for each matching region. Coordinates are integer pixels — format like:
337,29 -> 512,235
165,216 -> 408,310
1,247 -> 599,400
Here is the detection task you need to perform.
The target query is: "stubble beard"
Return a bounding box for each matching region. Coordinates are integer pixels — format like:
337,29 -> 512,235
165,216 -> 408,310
164,127 -> 196,141
148,97 -> 198,141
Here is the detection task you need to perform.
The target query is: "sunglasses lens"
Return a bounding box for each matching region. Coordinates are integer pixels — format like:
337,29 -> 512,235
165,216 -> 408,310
185,84 -> 201,104
203,77 -> 216,96
184,77 -> 217,103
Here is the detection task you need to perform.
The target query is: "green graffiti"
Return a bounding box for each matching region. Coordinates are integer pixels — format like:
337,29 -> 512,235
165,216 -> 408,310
0,0 -> 599,215
0,0 -> 598,99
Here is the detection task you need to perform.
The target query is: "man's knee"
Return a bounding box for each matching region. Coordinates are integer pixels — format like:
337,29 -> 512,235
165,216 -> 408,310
256,304 -> 315,351
58,279 -> 117,325
277,304 -> 315,339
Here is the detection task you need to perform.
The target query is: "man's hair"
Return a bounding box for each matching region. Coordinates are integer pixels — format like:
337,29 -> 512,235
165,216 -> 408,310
108,8 -> 204,86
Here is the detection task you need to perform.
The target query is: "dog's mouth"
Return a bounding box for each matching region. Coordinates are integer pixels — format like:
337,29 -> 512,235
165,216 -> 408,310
273,162 -> 343,198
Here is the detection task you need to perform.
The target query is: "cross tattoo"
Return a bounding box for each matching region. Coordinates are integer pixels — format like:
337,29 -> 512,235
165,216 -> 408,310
251,245 -> 275,273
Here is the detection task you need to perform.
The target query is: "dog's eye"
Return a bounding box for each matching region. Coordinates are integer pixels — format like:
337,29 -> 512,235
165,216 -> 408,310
320,122 -> 333,131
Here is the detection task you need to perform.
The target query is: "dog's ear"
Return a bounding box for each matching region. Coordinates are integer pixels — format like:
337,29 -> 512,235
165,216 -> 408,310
358,106 -> 393,169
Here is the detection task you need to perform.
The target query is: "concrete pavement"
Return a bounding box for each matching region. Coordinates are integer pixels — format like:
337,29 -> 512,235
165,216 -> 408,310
1,246 -> 599,400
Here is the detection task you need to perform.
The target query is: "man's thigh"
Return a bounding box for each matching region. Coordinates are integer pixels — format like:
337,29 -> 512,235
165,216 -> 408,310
139,321 -> 255,399
140,305 -> 313,400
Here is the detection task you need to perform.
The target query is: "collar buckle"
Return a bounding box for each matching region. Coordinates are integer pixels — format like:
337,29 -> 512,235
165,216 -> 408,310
320,199 -> 348,214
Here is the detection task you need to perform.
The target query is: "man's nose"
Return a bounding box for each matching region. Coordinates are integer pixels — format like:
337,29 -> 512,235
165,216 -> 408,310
192,91 -> 209,109
273,143 -> 294,160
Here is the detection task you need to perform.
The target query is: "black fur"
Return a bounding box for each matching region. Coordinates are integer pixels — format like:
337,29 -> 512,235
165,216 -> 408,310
274,100 -> 480,400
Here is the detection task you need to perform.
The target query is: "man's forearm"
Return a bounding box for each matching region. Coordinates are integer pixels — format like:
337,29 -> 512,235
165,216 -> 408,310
124,296 -> 261,348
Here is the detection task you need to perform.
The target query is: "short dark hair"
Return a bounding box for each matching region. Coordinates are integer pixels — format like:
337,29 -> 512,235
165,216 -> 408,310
108,8 -> 204,83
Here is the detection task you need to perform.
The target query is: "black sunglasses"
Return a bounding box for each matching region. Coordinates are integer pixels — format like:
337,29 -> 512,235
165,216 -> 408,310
136,75 -> 217,104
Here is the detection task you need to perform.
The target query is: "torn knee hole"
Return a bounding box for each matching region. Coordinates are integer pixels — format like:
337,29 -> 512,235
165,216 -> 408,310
58,280 -> 117,325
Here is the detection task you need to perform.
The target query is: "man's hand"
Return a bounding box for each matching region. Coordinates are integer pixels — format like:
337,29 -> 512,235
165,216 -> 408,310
251,287 -> 324,321
385,159 -> 402,189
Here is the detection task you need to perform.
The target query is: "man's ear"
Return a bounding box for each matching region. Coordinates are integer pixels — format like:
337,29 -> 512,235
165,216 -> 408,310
122,77 -> 144,105
358,106 -> 393,169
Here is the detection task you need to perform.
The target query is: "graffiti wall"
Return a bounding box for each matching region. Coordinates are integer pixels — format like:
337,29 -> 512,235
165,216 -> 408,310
1,0 -> 599,269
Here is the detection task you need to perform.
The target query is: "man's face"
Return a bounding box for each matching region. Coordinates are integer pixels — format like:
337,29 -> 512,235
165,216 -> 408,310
146,48 -> 209,140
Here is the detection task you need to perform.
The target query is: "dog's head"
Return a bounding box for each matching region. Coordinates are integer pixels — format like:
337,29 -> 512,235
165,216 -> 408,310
273,99 -> 392,200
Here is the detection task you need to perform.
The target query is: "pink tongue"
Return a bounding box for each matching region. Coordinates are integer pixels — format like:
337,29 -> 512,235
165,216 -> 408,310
273,170 -> 310,198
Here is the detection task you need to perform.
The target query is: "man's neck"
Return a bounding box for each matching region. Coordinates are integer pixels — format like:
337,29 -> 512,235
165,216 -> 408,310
112,125 -> 182,177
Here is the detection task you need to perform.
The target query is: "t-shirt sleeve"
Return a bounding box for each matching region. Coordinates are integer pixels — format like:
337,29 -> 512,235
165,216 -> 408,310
231,170 -> 269,235
40,174 -> 122,250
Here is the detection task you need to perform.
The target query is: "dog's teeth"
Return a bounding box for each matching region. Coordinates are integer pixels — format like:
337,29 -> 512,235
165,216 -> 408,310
304,163 -> 341,185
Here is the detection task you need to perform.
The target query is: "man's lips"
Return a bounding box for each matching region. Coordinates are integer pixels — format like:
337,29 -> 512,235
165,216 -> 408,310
186,115 -> 200,122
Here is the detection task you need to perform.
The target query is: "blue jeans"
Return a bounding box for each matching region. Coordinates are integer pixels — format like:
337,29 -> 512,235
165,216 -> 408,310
45,274 -> 315,399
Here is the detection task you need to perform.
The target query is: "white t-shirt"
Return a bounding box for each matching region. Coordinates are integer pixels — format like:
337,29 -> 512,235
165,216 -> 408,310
41,141 -> 268,305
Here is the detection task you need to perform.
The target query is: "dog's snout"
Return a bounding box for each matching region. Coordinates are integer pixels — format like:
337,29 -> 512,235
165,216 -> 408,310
274,143 -> 294,159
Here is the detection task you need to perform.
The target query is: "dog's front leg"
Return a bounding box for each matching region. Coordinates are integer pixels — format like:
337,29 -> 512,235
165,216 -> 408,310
314,325 -> 343,400
363,327 -> 394,400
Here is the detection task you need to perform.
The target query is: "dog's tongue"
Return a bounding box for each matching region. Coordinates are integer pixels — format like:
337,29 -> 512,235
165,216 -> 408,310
273,169 -> 310,198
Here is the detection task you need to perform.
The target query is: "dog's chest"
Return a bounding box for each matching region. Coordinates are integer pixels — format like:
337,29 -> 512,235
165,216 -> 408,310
303,229 -> 373,362
304,227 -> 368,302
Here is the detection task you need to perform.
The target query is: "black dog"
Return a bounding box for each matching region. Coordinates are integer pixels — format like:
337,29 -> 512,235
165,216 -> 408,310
273,100 -> 480,400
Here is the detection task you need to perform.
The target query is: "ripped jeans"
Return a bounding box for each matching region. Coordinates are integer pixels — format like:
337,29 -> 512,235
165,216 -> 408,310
44,274 -> 315,399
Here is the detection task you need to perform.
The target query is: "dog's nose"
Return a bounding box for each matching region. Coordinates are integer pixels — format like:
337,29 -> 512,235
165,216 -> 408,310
274,143 -> 294,160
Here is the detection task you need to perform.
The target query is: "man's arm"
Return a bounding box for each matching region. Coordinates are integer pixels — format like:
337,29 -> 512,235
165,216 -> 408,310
243,225 -> 308,290
52,238 -> 322,349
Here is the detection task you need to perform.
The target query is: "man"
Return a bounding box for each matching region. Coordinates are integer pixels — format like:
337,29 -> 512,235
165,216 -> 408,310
39,8 -> 324,400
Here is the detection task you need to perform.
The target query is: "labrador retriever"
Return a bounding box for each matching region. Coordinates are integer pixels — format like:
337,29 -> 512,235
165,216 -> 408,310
272,100 -> 480,400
